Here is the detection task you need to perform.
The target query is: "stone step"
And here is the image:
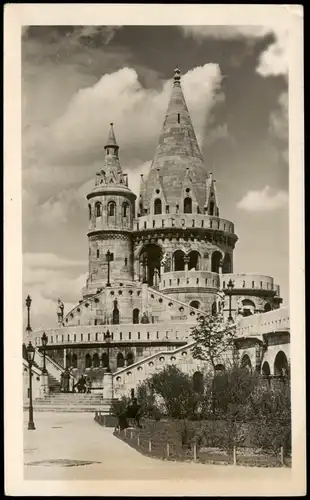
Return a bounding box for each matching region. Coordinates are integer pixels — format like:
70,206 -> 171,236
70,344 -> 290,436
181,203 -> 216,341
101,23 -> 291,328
24,406 -> 111,413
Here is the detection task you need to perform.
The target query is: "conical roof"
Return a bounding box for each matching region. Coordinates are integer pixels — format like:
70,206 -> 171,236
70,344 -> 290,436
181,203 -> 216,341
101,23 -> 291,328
143,67 -> 208,211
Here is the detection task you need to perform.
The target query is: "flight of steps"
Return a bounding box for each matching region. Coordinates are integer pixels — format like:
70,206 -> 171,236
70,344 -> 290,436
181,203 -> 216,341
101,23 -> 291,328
25,393 -> 113,413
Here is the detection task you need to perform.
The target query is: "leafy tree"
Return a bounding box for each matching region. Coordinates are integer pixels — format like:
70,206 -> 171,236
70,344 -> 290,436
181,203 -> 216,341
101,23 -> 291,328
190,312 -> 237,370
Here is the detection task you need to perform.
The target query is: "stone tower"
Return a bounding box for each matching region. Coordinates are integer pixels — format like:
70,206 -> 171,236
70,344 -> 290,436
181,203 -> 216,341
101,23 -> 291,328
84,124 -> 136,297
133,67 -> 238,313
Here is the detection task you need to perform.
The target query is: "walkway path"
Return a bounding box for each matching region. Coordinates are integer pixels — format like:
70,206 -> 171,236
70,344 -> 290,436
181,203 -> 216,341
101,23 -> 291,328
24,412 -> 292,489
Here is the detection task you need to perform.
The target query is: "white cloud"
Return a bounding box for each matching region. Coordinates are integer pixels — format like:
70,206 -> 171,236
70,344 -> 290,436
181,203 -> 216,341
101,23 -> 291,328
237,186 -> 288,212
179,25 -> 288,77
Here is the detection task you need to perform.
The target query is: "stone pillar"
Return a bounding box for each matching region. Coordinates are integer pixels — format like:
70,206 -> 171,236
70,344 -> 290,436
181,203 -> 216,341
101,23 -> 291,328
219,259 -> 223,275
63,348 -> 67,369
40,372 -> 49,397
142,282 -> 148,314
184,256 -> 190,272
103,372 -> 113,400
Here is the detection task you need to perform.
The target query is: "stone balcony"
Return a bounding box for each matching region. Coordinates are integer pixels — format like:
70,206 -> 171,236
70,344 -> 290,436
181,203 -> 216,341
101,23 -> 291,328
221,273 -> 281,297
236,306 -> 290,337
159,270 -> 220,292
133,214 -> 236,234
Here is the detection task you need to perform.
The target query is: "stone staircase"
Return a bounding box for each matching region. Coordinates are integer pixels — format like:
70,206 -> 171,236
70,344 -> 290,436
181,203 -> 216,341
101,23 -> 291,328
25,392 -> 113,413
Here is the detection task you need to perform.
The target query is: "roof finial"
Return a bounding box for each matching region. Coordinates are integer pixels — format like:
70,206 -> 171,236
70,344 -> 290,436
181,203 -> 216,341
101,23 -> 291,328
105,122 -> 118,150
174,66 -> 181,85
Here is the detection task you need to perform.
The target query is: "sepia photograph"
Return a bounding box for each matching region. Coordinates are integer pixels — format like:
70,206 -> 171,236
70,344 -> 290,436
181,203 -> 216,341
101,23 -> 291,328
4,4 -> 305,496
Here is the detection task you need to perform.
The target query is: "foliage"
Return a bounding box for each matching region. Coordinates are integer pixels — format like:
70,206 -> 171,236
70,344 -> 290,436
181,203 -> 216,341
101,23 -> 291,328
110,395 -> 131,417
190,313 -> 237,370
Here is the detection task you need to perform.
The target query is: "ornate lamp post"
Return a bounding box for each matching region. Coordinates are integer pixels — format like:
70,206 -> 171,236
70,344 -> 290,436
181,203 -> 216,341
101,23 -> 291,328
26,341 -> 36,430
41,332 -> 48,374
25,295 -> 32,333
106,250 -> 114,287
104,330 -> 112,372
227,279 -> 235,322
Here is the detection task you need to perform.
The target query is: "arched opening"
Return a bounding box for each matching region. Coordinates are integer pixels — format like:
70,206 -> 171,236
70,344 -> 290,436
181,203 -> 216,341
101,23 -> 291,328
274,351 -> 289,377
222,253 -> 232,274
117,352 -> 125,368
133,308 -> 139,324
193,371 -> 204,394
112,308 -> 120,325
154,198 -> 162,215
264,303 -> 272,312
211,251 -> 222,273
209,200 -> 215,216
262,361 -> 271,376
188,250 -> 200,270
184,197 -> 192,214
140,244 -> 162,286
242,299 -> 255,317
95,202 -> 102,217
126,352 -> 134,366
108,201 -> 116,217
122,202 -> 129,217
241,354 -> 252,372
190,300 -> 200,309
101,352 -> 109,368
65,353 -> 71,368
92,353 -> 100,368
214,364 -> 225,372
88,204 -> 92,220
85,354 -> 91,369
211,302 -> 217,316
72,353 -> 78,369
174,250 -> 185,271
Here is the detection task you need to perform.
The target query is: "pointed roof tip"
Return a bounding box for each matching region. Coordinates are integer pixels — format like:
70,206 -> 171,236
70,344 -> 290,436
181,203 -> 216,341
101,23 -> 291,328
174,65 -> 181,85
105,122 -> 118,149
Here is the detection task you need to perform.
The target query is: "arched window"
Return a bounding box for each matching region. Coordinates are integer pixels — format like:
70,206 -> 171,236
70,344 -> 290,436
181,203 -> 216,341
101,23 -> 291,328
190,300 -> 200,309
211,302 -> 217,316
85,354 -> 91,369
174,250 -> 185,271
188,250 -> 200,270
242,299 -> 255,316
241,354 -> 252,372
108,201 -> 116,217
101,352 -> 109,368
122,202 -> 129,217
209,201 -> 215,216
93,353 -> 100,368
88,204 -> 92,220
72,353 -> 78,368
112,307 -> 120,325
154,198 -> 162,215
184,197 -> 192,213
222,253 -> 232,274
126,352 -> 134,366
193,371 -> 204,394
133,308 -> 139,324
274,351 -> 289,377
117,352 -> 125,368
211,251 -> 222,273
262,361 -> 271,376
95,202 -> 102,217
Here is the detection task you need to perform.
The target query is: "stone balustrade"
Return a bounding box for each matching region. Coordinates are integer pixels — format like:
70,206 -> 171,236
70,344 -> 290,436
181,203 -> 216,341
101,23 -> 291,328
221,273 -> 280,296
30,322 -> 194,348
159,270 -> 220,291
133,214 -> 235,234
236,306 -> 290,337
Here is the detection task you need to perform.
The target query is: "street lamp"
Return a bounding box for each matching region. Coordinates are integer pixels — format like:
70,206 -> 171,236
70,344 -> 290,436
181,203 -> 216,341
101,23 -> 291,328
25,295 -> 32,333
227,279 -> 235,322
104,329 -> 112,372
41,332 -> 48,374
106,250 -> 114,287
26,341 -> 36,430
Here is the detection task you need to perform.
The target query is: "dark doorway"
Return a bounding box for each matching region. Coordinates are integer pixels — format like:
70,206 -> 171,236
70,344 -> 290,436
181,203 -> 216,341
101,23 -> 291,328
211,251 -> 222,273
140,244 -> 162,286
174,250 -> 185,271
133,308 -> 139,324
184,197 -> 192,213
188,250 -> 200,270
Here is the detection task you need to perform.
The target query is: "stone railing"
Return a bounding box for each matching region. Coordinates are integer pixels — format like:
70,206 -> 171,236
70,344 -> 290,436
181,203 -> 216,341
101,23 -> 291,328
30,322 -> 194,347
221,273 -> 280,296
236,306 -> 290,338
159,270 -> 220,291
133,214 -> 235,234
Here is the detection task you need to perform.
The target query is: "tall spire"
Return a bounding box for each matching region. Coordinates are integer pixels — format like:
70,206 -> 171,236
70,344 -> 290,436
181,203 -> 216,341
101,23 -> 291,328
104,122 -> 119,151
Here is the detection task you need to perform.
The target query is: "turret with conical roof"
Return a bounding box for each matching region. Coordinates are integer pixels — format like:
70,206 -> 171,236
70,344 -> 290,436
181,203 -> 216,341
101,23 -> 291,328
84,123 -> 136,296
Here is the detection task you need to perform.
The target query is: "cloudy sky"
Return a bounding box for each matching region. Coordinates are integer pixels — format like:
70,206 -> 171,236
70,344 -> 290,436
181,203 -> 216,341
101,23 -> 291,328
22,25 -> 289,329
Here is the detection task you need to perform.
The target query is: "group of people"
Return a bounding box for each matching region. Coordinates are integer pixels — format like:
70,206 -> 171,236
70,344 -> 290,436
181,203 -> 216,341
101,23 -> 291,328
60,369 -> 92,394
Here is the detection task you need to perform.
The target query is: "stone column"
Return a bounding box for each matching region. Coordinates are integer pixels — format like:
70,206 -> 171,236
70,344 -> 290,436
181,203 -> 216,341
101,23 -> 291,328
184,256 -> 190,272
219,259 -> 223,275
63,348 -> 67,369
103,372 -> 113,400
40,372 -> 49,397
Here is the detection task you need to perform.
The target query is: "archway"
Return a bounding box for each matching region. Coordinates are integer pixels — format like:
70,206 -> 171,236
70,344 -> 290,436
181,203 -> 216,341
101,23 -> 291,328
242,299 -> 255,316
72,353 -> 78,369
222,253 -> 232,274
211,251 -> 222,273
112,299 -> 120,324
117,352 -> 125,368
174,250 -> 185,271
92,353 -> 100,368
274,351 -> 289,377
133,308 -> 139,324
190,300 -> 200,309
184,197 -> 192,213
262,361 -> 271,376
241,354 -> 252,372
193,371 -> 204,394
154,198 -> 162,215
188,250 -> 200,270
126,352 -> 134,366
85,354 -> 91,369
140,244 -> 162,286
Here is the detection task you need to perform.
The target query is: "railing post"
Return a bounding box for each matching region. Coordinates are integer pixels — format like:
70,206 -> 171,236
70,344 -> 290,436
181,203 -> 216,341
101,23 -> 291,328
137,435 -> 140,447
166,442 -> 170,458
233,446 -> 237,466
124,428 -> 127,437
280,446 -> 284,466
148,439 -> 152,452
130,431 -> 133,439
193,441 -> 197,462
